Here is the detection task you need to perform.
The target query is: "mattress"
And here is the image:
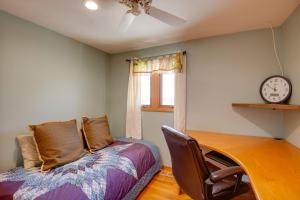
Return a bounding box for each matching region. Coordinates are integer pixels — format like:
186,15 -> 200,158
0,138 -> 161,200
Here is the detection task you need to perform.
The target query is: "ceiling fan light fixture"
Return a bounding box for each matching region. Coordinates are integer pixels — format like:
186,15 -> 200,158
83,0 -> 99,11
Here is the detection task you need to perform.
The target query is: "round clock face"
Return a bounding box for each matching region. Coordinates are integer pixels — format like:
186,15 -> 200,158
260,75 -> 292,104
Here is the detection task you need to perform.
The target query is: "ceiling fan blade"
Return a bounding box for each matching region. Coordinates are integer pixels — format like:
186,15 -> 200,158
148,6 -> 186,26
118,12 -> 136,32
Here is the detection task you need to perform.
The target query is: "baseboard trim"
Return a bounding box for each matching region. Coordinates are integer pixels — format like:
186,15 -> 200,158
161,165 -> 172,171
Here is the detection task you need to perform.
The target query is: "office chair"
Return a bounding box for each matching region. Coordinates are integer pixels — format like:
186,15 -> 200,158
161,125 -> 244,200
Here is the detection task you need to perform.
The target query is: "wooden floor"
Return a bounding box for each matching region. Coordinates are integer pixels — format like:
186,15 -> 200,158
137,168 -> 256,200
137,168 -> 191,200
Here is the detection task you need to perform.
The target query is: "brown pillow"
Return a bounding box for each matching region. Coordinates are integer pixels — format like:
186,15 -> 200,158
82,115 -> 113,152
30,119 -> 85,171
16,135 -> 42,169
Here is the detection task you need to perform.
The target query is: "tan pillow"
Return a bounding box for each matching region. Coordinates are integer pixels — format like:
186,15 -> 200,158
82,115 -> 113,152
16,135 -> 42,169
30,119 -> 86,171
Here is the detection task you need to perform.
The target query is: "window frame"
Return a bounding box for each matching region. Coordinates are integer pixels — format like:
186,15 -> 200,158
142,73 -> 174,112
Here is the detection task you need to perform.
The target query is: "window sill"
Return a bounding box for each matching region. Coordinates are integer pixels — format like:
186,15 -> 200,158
142,106 -> 174,113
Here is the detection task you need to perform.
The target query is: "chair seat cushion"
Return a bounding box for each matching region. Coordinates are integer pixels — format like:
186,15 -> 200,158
212,178 -> 236,198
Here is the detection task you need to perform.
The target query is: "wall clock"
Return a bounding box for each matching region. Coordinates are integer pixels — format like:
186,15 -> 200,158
260,75 -> 292,104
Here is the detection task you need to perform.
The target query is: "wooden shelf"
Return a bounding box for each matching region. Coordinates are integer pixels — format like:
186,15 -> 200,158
232,103 -> 300,110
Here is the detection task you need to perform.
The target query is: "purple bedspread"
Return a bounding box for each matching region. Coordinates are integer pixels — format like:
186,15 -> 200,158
0,139 -> 161,200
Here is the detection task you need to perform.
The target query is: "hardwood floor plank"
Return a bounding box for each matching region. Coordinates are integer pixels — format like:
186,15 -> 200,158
137,168 -> 256,200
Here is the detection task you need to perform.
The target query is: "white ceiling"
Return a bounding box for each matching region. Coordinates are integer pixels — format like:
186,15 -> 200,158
0,0 -> 299,53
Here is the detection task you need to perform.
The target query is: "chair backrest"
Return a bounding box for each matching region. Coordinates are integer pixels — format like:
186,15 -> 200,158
162,126 -> 210,200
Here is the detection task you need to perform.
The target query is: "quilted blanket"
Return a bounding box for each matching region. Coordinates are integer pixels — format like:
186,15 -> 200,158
0,139 -> 161,200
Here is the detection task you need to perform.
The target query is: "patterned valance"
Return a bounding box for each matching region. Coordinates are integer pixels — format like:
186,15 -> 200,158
133,53 -> 183,74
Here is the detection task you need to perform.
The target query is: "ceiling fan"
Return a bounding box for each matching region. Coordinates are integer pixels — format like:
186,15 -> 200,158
117,0 -> 186,32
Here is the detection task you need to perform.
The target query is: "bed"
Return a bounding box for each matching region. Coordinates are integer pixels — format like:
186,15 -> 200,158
0,138 -> 161,200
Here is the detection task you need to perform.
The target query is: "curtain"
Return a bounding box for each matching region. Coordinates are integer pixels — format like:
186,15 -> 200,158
133,53 -> 182,74
174,53 -> 187,132
126,61 -> 142,139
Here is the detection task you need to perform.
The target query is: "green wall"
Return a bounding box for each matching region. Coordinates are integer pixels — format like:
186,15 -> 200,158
0,11 -> 110,171
282,5 -> 300,148
108,29 -> 285,165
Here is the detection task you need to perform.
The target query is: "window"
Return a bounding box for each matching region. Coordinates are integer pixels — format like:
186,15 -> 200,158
141,72 -> 175,112
161,73 -> 175,106
141,74 -> 151,106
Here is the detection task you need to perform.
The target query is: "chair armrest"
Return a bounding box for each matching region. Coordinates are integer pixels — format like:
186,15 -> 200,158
209,166 -> 244,183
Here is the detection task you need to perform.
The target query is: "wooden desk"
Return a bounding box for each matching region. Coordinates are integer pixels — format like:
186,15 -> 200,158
186,130 -> 300,200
